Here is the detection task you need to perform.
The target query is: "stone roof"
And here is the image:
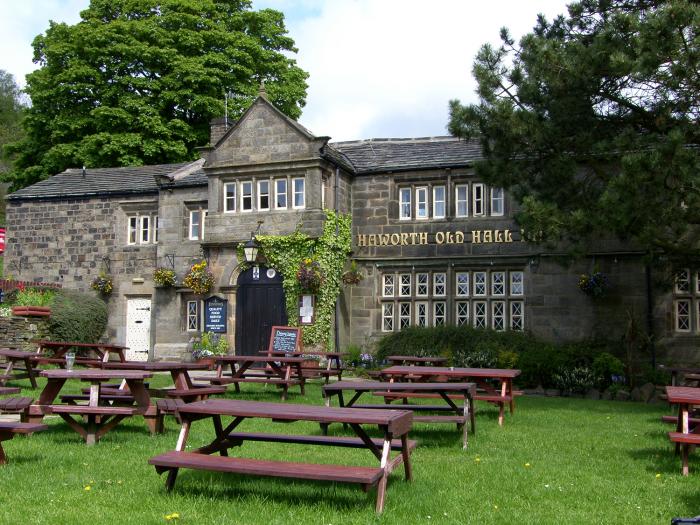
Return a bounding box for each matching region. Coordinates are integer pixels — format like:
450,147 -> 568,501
8,161 -> 206,200
328,136 -> 483,175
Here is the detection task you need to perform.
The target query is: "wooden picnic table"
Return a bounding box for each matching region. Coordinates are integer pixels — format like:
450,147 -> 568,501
148,398 -> 414,513
262,350 -> 346,383
32,340 -> 128,367
323,380 -> 476,449
0,348 -> 40,388
380,366 -> 521,426
659,366 -> 700,386
27,369 -> 153,444
386,355 -> 449,367
666,386 -> 700,475
201,355 -> 306,400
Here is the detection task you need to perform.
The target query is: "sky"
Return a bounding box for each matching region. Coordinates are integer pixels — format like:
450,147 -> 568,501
0,0 -> 571,142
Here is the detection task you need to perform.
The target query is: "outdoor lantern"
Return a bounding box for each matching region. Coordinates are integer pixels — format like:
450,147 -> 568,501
243,236 -> 259,263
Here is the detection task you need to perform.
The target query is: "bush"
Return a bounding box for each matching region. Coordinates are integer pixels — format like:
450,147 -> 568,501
14,288 -> 57,307
592,352 -> 625,390
46,290 -> 108,343
191,332 -> 229,359
553,366 -> 598,394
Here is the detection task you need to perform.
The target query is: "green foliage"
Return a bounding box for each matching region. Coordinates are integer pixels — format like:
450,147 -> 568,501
90,273 -> 113,295
448,0 -> 700,265
46,289 -> 108,343
153,267 -> 176,287
183,260 -> 214,295
0,70 -> 25,176
257,211 -> 352,350
14,288 -> 56,307
7,0 -> 308,189
192,331 -> 228,359
552,366 -> 598,394
592,352 -> 625,390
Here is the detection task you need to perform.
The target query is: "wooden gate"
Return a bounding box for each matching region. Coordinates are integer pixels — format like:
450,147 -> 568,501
235,266 -> 287,356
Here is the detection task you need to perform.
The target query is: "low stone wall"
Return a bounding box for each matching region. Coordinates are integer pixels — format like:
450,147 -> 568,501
0,316 -> 49,350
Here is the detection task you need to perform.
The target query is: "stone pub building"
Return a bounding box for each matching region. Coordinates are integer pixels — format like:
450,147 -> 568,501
4,93 -> 697,362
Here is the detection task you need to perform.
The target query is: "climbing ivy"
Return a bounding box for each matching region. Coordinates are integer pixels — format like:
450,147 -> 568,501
245,211 -> 352,350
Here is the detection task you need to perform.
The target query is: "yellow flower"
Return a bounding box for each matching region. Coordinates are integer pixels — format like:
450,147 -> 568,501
84,485 -> 91,491
164,513 -> 180,521
655,473 -> 661,479
525,463 -> 531,468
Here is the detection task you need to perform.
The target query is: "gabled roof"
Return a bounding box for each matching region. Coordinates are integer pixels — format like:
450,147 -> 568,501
327,136 -> 484,175
7,161 -> 204,201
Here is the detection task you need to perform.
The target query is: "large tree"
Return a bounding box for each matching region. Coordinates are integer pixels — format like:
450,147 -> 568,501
6,0 -> 308,189
0,70 -> 25,175
449,0 -> 700,266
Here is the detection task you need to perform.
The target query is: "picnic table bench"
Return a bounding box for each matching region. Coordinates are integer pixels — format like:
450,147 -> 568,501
31,340 -> 128,367
0,421 -> 48,464
380,366 -> 521,426
386,355 -> 449,367
0,348 -> 40,388
322,381 -> 476,448
665,386 -> 700,475
263,350 -> 346,383
148,398 -> 414,513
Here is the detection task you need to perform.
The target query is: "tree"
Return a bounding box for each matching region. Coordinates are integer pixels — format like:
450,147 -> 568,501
0,70 -> 25,175
6,0 -> 308,189
449,0 -> 700,266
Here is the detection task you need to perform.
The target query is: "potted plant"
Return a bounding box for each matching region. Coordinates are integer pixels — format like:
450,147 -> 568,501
90,272 -> 113,296
297,257 -> 323,294
191,331 -> 229,369
578,271 -> 610,298
341,260 -> 363,285
183,260 -> 215,295
153,267 -> 176,287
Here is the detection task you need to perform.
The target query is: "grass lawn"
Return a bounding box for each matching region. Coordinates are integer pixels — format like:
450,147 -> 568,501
0,374 -> 695,524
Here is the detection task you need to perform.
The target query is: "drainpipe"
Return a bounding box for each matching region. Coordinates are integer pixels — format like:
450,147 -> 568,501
334,166 -> 340,352
645,261 -> 656,369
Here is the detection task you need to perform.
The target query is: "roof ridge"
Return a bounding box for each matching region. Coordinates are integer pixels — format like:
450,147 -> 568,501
330,136 -> 461,146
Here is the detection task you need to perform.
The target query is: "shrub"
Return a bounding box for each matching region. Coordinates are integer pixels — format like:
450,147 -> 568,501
553,366 -> 598,394
14,288 -> 57,307
592,352 -> 625,390
46,290 -> 108,343
192,332 -> 228,359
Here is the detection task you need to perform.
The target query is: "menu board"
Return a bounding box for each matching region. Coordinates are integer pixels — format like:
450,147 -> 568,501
268,326 -> 301,355
204,296 -> 227,333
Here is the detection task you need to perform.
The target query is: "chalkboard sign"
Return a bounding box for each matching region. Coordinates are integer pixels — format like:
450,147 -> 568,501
204,296 -> 227,333
268,326 -> 301,355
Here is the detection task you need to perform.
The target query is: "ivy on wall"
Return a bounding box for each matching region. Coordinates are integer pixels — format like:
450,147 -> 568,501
238,210 -> 352,350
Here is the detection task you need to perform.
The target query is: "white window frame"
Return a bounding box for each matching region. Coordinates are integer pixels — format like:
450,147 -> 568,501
474,272 -> 487,296
510,301 -> 524,331
383,274 -> 395,297
676,269 -> 690,294
675,299 -> 691,332
140,216 -> 150,244
241,181 -> 253,212
433,272 -> 446,296
510,272 -> 524,296
456,301 -> 469,326
224,182 -> 237,213
187,300 -> 200,331
433,185 -> 445,219
492,301 -> 506,331
696,272 -> 700,295
491,272 -> 506,296
382,303 -> 394,332
473,301 -> 487,328
257,180 -> 270,211
456,272 -> 470,297
416,273 -> 429,297
189,210 -> 203,240
128,216 -> 138,245
293,177 -> 305,209
275,179 -> 288,210
399,188 -> 412,220
154,216 -> 159,244
455,184 -> 469,217
491,187 -> 504,216
321,177 -> 328,209
415,187 -> 428,220
415,301 -> 429,327
399,274 -> 412,297
473,183 -> 485,217
399,302 -> 411,329
433,301 -> 446,326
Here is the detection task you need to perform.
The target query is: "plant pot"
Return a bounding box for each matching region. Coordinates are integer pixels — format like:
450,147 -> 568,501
11,306 -> 51,317
197,357 -> 217,370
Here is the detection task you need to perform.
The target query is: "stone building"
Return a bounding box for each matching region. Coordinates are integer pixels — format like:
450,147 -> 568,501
4,93 -> 697,362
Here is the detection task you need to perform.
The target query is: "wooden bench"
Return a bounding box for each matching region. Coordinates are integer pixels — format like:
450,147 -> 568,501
150,451 -> 384,487
0,397 -> 33,422
165,386 -> 226,399
0,422 -> 48,464
60,393 -> 136,404
669,432 -> 700,475
226,431 -> 417,452
662,415 -> 700,426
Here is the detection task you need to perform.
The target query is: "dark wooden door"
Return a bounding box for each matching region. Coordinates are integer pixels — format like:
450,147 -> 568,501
235,266 -> 287,356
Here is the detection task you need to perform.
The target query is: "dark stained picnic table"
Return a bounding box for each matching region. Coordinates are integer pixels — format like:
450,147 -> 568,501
386,355 -> 449,367
263,350 -> 346,383
148,398 -> 414,513
32,340 -> 128,367
0,348 -> 40,388
380,365 -> 521,426
666,386 -> 700,475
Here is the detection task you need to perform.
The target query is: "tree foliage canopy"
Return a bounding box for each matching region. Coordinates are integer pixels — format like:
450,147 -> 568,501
0,70 -> 25,175
7,0 -> 308,189
449,0 -> 700,265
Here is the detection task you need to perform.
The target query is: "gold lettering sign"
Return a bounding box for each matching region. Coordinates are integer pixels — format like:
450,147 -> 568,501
355,229 -> 514,247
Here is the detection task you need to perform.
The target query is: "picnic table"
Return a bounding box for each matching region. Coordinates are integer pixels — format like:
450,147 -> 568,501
386,355 -> 449,367
27,369 -> 153,444
148,398 -> 414,513
666,386 -> 700,475
32,340 -> 128,367
659,366 -> 700,386
263,350 -> 346,383
0,348 -> 40,388
380,366 -> 521,426
201,355 -> 306,400
323,380 -> 476,448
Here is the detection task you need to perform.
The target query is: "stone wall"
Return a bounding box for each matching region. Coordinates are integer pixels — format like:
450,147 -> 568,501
0,316 -> 48,350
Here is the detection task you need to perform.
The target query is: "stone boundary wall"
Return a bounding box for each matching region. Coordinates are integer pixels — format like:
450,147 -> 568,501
0,316 -> 49,350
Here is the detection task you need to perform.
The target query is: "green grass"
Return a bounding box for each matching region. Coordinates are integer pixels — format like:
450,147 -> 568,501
0,375 -> 695,524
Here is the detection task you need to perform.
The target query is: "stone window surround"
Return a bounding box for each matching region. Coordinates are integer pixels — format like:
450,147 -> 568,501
119,200 -> 158,246
186,299 -> 201,332
673,268 -> 700,333
184,201 -> 208,241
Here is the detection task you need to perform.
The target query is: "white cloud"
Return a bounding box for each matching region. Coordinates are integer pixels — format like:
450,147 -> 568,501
0,0 -> 570,141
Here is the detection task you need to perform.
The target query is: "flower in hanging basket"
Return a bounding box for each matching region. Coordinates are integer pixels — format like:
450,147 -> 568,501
578,272 -> 610,298
153,267 -> 177,287
90,273 -> 113,295
297,257 -> 324,293
183,260 -> 215,295
341,260 -> 363,285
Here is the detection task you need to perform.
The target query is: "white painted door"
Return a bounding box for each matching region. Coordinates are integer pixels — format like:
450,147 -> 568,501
126,298 -> 151,361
